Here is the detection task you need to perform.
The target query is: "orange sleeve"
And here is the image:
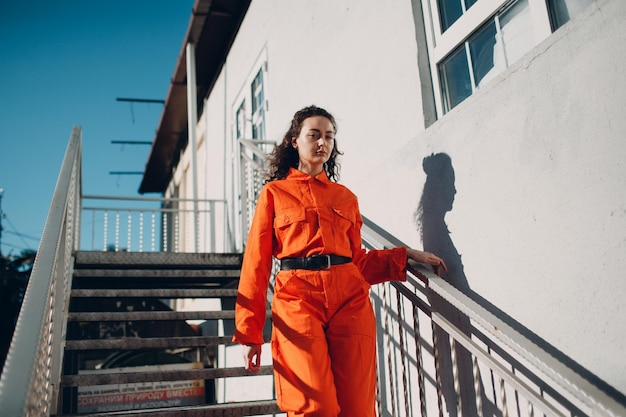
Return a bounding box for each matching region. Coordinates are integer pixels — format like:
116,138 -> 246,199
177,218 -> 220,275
350,205 -> 408,285
232,187 -> 275,345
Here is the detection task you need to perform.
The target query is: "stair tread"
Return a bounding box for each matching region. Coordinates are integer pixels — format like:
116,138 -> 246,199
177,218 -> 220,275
71,288 -> 239,298
65,335 -> 235,350
57,399 -> 281,417
73,269 -> 241,278
75,251 -> 243,268
62,365 -> 274,386
68,310 -> 236,321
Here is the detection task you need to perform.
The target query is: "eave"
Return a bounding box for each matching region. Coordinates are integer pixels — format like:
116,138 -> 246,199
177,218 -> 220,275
139,0 -> 251,194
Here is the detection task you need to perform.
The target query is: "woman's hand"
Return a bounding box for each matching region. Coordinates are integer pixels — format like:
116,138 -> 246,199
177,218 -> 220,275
406,248 -> 448,276
242,344 -> 262,372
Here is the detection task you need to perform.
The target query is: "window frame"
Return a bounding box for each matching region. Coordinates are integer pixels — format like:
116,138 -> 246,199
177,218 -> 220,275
422,0 -> 553,115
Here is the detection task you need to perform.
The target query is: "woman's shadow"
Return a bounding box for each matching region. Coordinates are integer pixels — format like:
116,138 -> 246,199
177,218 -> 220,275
415,153 -> 491,417
414,153 -> 626,415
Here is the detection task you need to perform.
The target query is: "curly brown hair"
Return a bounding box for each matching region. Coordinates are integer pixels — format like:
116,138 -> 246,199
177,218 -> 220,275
265,105 -> 343,182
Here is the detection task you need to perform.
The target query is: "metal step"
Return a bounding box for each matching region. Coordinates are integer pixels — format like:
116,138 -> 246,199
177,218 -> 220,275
68,310 -> 269,322
74,251 -> 243,269
71,288 -> 239,298
62,365 -> 274,386
65,335 -> 236,350
72,269 -> 241,278
71,269 -> 241,290
65,333 -> 271,350
68,310 -> 235,321
56,399 -> 282,417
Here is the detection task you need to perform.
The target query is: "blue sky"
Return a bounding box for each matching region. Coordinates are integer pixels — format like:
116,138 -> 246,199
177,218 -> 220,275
0,1 -> 194,256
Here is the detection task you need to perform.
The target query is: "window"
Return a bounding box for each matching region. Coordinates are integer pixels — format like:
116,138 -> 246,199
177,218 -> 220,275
548,0 -> 594,30
251,69 -> 266,140
419,0 -> 596,115
235,100 -> 246,140
439,0 -> 533,111
439,0 -> 478,31
231,51 -> 269,249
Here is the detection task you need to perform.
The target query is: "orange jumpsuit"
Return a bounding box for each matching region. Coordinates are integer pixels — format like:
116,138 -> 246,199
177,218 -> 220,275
233,168 -> 407,417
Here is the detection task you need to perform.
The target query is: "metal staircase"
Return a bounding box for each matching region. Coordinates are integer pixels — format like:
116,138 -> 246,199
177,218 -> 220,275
59,251 -> 280,416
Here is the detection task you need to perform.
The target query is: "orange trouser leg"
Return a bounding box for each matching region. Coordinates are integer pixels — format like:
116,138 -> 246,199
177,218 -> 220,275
271,269 -> 340,416
271,266 -> 377,417
326,285 -> 377,417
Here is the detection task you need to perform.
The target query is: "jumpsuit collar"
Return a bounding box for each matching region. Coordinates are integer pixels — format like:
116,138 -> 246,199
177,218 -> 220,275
287,167 -> 331,184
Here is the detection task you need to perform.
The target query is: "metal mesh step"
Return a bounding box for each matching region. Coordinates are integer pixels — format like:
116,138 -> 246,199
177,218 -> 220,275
56,399 -> 282,417
62,365 -> 274,386
74,251 -> 243,269
68,309 -> 269,321
65,335 -> 236,350
72,269 -> 241,278
71,288 -> 239,298
68,310 -> 235,321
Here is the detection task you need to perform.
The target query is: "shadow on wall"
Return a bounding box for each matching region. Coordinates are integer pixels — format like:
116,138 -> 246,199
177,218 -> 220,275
414,153 -> 626,411
415,152 -> 489,417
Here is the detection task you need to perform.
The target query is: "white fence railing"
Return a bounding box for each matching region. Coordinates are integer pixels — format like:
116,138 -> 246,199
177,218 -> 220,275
80,195 -> 233,253
362,218 -> 626,417
0,127 -> 82,416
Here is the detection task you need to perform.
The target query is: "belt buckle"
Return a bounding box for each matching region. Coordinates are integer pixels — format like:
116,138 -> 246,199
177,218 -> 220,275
311,254 -> 331,270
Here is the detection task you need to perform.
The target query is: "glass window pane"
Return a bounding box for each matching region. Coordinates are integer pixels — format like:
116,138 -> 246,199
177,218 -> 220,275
250,69 -> 265,140
469,21 -> 501,88
236,101 -> 246,139
465,0 -> 477,9
500,0 -> 533,66
548,0 -> 593,30
438,0 -> 478,32
438,0 -> 463,31
439,46 -> 472,111
251,69 -> 264,114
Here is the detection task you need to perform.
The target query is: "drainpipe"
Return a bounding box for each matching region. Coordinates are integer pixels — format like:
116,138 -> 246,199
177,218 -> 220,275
186,42 -> 199,252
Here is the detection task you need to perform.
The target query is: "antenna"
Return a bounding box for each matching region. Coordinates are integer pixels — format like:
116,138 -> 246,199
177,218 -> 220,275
116,98 -> 165,104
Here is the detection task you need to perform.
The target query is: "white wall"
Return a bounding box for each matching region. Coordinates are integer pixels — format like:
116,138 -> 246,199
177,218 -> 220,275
354,0 -> 626,394
182,0 -> 625,399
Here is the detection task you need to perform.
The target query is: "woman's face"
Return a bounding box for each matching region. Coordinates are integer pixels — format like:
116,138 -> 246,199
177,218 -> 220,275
291,116 -> 335,175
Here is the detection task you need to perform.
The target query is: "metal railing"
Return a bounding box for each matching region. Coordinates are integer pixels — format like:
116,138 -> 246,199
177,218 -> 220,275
362,218 -> 626,417
239,138 -> 275,244
80,194 -> 233,253
0,127 -> 82,417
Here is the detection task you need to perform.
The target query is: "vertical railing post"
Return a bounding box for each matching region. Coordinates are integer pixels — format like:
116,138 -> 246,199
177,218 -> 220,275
239,141 -> 250,247
210,200 -> 216,252
186,42 -> 200,253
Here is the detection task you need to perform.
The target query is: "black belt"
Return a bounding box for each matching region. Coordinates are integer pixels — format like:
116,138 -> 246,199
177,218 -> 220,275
280,254 -> 352,270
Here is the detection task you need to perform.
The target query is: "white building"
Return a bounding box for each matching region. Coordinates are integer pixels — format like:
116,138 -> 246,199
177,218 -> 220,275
139,0 -> 626,404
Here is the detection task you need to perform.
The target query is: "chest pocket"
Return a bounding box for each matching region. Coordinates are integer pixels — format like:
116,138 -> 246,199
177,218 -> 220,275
332,204 -> 357,233
274,206 -> 308,248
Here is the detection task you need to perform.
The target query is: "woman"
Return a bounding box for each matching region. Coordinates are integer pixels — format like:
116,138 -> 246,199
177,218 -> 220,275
233,105 -> 447,416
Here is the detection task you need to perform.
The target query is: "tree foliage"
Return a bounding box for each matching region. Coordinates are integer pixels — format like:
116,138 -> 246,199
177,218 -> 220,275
0,249 -> 35,373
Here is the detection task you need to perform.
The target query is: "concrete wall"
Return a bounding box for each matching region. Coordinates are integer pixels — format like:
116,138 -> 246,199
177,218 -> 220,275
354,0 -> 626,394
175,0 -> 626,398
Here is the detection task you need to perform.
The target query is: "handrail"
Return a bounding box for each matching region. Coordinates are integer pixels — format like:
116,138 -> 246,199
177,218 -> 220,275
80,194 -> 232,253
427,275 -> 626,417
0,127 -> 82,416
361,215 -> 626,417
